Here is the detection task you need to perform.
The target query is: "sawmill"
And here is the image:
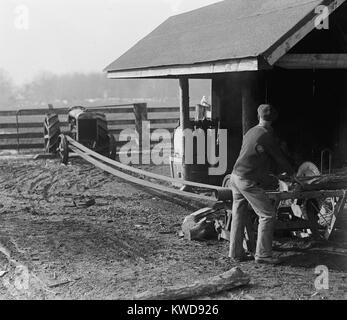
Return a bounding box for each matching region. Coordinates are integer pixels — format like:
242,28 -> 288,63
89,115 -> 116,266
102,0 -> 347,247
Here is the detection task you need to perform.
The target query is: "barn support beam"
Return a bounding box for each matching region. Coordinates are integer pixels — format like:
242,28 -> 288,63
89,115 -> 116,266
276,54 -> 347,69
211,75 -> 243,176
211,72 -> 266,175
179,77 -> 191,181
241,72 -> 263,135
211,78 -> 222,120
133,103 -> 148,164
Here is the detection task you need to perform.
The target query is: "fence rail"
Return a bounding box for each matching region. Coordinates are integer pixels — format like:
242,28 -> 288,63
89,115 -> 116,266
0,103 -> 196,151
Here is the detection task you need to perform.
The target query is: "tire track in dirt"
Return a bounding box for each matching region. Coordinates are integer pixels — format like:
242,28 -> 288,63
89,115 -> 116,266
28,174 -> 51,193
42,176 -> 61,202
12,168 -> 51,193
8,161 -> 63,199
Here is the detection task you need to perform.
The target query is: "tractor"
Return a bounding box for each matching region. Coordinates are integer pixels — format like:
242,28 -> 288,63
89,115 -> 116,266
43,106 -> 117,164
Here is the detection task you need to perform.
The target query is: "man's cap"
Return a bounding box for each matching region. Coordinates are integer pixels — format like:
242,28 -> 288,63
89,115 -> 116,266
258,104 -> 278,122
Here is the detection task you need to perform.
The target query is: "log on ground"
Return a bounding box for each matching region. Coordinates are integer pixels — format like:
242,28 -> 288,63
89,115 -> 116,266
134,267 -> 250,300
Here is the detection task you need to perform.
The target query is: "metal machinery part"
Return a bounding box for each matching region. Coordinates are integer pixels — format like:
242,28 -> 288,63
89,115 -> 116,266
221,174 -> 231,189
44,106 -> 116,164
43,114 -> 61,153
297,162 -> 338,228
108,134 -> 117,160
57,134 -> 69,165
218,174 -> 233,203
297,161 -> 320,177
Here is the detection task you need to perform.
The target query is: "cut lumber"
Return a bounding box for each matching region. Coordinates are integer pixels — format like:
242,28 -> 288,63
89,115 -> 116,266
134,267 -> 250,300
297,174 -> 347,191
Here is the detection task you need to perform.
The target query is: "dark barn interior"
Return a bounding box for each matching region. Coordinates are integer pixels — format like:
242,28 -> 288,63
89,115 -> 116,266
212,69 -> 347,179
270,68 -> 347,169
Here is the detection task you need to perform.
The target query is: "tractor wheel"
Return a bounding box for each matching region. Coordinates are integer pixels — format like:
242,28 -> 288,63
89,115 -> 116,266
43,114 -> 61,153
57,134 -> 69,165
108,134 -> 117,160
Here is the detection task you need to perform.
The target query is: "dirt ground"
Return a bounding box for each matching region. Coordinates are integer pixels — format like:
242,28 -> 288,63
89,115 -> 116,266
0,156 -> 346,300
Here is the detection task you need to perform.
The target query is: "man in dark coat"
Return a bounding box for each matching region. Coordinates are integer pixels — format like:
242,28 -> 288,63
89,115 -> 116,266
229,104 -> 295,264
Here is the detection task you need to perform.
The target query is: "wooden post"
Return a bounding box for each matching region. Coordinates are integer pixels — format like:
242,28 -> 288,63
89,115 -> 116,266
211,77 -> 222,120
241,72 -> 261,135
211,75 -> 243,177
179,78 -> 190,131
133,103 -> 148,163
179,78 -> 191,181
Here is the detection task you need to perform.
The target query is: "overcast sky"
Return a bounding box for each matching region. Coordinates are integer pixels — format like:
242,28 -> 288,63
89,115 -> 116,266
0,0 -> 222,85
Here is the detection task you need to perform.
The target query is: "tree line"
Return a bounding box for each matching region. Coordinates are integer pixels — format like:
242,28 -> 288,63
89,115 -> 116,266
0,69 -> 210,109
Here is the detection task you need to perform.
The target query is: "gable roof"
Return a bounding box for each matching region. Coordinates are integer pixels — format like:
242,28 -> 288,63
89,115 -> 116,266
105,0 -> 346,78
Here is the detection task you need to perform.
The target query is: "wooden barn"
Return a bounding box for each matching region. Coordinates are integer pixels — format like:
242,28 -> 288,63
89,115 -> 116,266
105,0 -> 347,186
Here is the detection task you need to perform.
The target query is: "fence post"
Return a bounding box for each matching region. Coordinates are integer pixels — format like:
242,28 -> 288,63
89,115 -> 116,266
133,103 -> 148,163
16,110 -> 21,153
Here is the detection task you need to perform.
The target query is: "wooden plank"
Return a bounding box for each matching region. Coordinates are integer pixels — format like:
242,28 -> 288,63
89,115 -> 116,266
0,132 -> 43,139
276,54 -> 347,69
148,107 -> 195,113
0,110 -> 19,117
67,136 -> 226,191
107,58 -> 259,79
265,0 -> 346,66
85,107 -> 134,114
0,119 -> 148,129
15,108 -> 68,116
0,143 -> 43,150
108,119 -> 135,126
69,144 -> 216,202
267,190 -> 346,201
0,122 -> 40,129
0,105 -> 136,117
108,128 -> 175,135
135,267 -> 250,300
147,118 -> 178,124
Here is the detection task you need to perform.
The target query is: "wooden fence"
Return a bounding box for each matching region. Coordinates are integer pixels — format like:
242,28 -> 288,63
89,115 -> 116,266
0,103 -> 196,151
